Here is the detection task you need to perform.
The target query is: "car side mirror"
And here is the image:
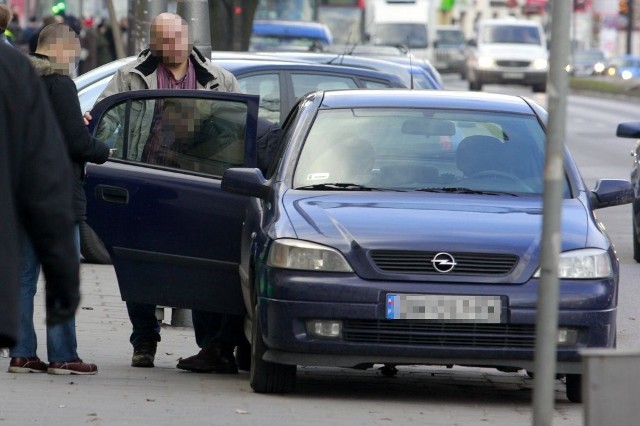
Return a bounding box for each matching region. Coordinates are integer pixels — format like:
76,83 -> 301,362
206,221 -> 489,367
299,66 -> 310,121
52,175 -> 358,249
590,179 -> 634,209
616,122 -> 640,138
222,168 -> 270,200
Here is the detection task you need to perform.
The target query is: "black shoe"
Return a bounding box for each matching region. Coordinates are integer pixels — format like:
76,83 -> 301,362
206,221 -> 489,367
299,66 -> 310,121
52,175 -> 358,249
176,342 -> 238,374
131,335 -> 159,368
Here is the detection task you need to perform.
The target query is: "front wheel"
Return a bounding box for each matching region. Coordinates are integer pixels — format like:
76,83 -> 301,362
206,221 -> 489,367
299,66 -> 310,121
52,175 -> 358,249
249,304 -> 296,393
532,83 -> 546,93
565,374 -> 582,403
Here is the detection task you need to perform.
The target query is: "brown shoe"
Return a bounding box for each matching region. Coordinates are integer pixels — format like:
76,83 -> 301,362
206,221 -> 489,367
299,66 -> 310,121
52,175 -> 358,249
176,342 -> 238,374
48,359 -> 98,375
8,357 -> 47,373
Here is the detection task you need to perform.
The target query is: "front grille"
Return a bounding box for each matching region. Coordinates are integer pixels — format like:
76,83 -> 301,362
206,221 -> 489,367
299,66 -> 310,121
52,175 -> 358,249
496,60 -> 530,68
343,319 -> 536,348
369,250 -> 518,275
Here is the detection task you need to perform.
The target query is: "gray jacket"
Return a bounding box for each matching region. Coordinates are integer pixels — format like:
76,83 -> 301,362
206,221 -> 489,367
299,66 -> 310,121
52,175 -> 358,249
96,47 -> 241,161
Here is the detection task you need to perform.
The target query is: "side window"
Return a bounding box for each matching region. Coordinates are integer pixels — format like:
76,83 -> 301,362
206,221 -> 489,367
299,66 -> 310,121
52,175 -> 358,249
361,79 -> 391,89
238,73 -> 281,124
264,103 -> 301,179
291,73 -> 358,98
95,97 -> 248,177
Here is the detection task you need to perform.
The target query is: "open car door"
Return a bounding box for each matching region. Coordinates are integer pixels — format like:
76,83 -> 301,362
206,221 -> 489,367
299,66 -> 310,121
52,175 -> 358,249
85,89 -> 259,315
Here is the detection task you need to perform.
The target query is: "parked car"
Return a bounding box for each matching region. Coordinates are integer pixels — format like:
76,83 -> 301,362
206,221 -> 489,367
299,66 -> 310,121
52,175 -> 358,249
616,121 -> 640,261
220,89 -> 632,401
465,19 -> 548,92
605,55 -> 640,80
76,56 -> 408,263
257,51 -> 442,89
566,49 -> 606,76
250,20 -> 333,52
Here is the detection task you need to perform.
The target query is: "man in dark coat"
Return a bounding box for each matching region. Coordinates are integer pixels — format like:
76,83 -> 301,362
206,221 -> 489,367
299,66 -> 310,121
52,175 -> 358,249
7,23 -> 109,375
0,43 -> 80,348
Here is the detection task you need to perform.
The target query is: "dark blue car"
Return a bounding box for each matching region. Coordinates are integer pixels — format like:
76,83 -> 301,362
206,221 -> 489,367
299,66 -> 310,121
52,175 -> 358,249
220,89 -> 633,401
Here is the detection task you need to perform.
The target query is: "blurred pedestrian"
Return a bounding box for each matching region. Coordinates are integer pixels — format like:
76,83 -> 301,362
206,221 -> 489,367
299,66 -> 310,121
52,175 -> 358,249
91,12 -> 247,373
79,17 -> 98,75
0,4 -> 13,45
0,42 -> 79,354
8,23 -> 110,375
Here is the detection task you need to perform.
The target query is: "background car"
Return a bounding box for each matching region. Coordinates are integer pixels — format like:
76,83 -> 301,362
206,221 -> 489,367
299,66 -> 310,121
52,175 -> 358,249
465,19 -> 548,92
616,121 -> 640,261
250,20 -> 333,52
605,55 -> 640,80
433,25 -> 466,74
221,89 -> 632,402
566,49 -> 606,76
76,55 -> 408,263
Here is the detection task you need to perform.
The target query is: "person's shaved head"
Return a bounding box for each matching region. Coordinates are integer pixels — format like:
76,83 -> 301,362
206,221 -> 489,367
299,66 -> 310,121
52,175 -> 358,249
36,23 -> 81,75
149,13 -> 191,66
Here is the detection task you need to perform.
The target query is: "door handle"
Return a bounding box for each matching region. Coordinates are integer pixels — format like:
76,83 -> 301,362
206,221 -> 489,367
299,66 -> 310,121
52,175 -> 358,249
96,185 -> 129,204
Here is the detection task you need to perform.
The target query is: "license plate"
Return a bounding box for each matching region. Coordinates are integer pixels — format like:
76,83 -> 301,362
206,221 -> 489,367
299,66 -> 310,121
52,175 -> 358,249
502,72 -> 525,79
386,294 -> 502,323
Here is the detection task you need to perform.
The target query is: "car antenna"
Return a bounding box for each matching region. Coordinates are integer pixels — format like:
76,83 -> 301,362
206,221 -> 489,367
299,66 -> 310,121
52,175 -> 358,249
327,31 -> 353,65
404,38 -> 414,90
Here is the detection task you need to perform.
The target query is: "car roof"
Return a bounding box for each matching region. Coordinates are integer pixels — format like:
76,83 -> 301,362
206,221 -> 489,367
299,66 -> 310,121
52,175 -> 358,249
212,58 -> 407,84
479,18 -> 542,27
317,90 -> 535,113
252,20 -> 332,41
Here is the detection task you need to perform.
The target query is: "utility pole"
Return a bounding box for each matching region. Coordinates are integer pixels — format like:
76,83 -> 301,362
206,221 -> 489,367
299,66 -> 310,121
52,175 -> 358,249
177,0 -> 211,58
127,0 -> 168,56
627,0 -> 634,54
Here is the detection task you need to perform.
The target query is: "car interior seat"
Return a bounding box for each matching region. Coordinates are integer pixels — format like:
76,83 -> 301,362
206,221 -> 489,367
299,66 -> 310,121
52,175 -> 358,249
456,135 -> 512,177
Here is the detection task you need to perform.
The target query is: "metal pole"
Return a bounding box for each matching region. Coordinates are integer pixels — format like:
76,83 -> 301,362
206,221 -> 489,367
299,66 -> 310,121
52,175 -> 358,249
106,0 -> 125,59
532,0 -> 572,424
627,0 -> 634,54
176,0 -> 211,58
129,0 -> 168,55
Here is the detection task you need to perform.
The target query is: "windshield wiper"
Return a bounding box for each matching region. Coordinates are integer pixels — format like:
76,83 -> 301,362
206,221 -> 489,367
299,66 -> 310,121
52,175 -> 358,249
415,187 -> 519,196
296,183 -> 386,191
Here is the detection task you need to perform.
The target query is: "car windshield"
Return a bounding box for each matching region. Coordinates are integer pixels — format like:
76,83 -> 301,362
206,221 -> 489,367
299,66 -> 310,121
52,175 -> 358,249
482,25 -> 541,45
573,51 -> 604,63
293,107 -> 565,196
437,30 -> 464,45
372,23 -> 428,48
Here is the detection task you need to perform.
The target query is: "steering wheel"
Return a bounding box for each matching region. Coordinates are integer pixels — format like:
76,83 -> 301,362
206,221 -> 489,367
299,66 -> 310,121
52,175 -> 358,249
470,170 -> 534,192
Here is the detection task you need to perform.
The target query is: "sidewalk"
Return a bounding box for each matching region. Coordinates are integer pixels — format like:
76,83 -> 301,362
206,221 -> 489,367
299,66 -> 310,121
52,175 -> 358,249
0,264 -> 256,426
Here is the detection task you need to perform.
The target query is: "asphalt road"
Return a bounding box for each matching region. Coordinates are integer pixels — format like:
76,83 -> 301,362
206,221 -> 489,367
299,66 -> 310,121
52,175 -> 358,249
1,77 -> 638,425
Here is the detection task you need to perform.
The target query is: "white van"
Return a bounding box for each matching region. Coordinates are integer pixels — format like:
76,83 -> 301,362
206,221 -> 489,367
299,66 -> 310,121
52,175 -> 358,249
465,19 -> 548,93
365,0 -> 430,61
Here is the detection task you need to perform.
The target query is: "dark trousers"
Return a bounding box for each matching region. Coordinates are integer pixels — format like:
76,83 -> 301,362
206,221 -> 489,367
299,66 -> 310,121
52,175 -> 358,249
126,301 -> 246,349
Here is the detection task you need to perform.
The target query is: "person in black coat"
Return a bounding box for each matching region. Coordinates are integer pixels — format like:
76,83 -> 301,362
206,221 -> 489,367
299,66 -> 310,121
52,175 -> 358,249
7,23 -> 109,375
0,43 -> 79,349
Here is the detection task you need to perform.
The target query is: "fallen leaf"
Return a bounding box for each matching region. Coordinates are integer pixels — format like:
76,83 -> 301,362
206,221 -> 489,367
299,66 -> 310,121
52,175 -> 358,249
81,307 -> 94,310
146,399 -> 155,402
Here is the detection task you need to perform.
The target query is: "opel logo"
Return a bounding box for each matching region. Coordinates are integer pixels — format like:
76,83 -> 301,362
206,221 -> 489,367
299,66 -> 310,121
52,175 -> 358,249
431,252 -> 457,273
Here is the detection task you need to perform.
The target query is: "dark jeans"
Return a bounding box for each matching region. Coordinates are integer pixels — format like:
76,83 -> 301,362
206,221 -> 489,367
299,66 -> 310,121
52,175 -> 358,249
126,302 -> 246,349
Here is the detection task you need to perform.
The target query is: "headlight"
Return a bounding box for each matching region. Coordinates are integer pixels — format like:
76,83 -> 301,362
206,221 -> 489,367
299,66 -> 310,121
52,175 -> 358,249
565,64 -> 572,73
477,55 -> 495,69
534,248 -> 612,279
622,70 -> 633,80
594,62 -> 605,73
533,58 -> 548,70
267,239 -> 353,272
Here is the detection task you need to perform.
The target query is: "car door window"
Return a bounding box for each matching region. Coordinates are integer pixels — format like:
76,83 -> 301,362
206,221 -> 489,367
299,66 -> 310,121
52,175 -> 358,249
95,93 -> 252,177
291,73 -> 358,98
238,73 -> 281,124
361,79 -> 392,89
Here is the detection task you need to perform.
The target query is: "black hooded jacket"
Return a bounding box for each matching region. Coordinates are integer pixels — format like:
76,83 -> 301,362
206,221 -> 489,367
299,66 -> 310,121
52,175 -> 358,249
29,53 -> 110,221
1,44 -> 80,347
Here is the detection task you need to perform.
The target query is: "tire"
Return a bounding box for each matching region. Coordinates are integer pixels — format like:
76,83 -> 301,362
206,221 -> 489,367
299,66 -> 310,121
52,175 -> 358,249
633,219 -> 640,263
79,221 -> 112,264
532,83 -> 546,93
565,374 -> 582,403
469,79 -> 482,91
249,303 -> 296,393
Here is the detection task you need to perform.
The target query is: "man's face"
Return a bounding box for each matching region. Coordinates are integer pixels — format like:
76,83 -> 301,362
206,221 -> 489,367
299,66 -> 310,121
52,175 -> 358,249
52,30 -> 81,75
150,18 -> 190,66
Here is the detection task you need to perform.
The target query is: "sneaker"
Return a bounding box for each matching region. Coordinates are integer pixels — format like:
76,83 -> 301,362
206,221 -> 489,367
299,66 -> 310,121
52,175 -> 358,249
48,359 -> 98,375
176,342 -> 238,374
8,357 -> 47,373
131,335 -> 159,368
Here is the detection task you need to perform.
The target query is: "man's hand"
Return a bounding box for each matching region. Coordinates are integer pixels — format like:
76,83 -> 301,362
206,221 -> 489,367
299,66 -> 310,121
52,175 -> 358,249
83,112 -> 92,126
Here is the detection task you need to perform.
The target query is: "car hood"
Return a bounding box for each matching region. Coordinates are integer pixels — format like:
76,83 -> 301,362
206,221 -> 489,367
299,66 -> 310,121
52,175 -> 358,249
282,192 -> 589,281
479,44 -> 547,60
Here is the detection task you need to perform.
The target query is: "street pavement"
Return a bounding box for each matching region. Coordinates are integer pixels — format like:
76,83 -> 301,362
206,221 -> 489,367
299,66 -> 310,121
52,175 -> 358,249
0,264 -> 582,426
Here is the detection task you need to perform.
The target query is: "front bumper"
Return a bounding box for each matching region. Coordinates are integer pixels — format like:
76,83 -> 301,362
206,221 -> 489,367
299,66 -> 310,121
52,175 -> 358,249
474,69 -> 547,86
258,270 -> 617,374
